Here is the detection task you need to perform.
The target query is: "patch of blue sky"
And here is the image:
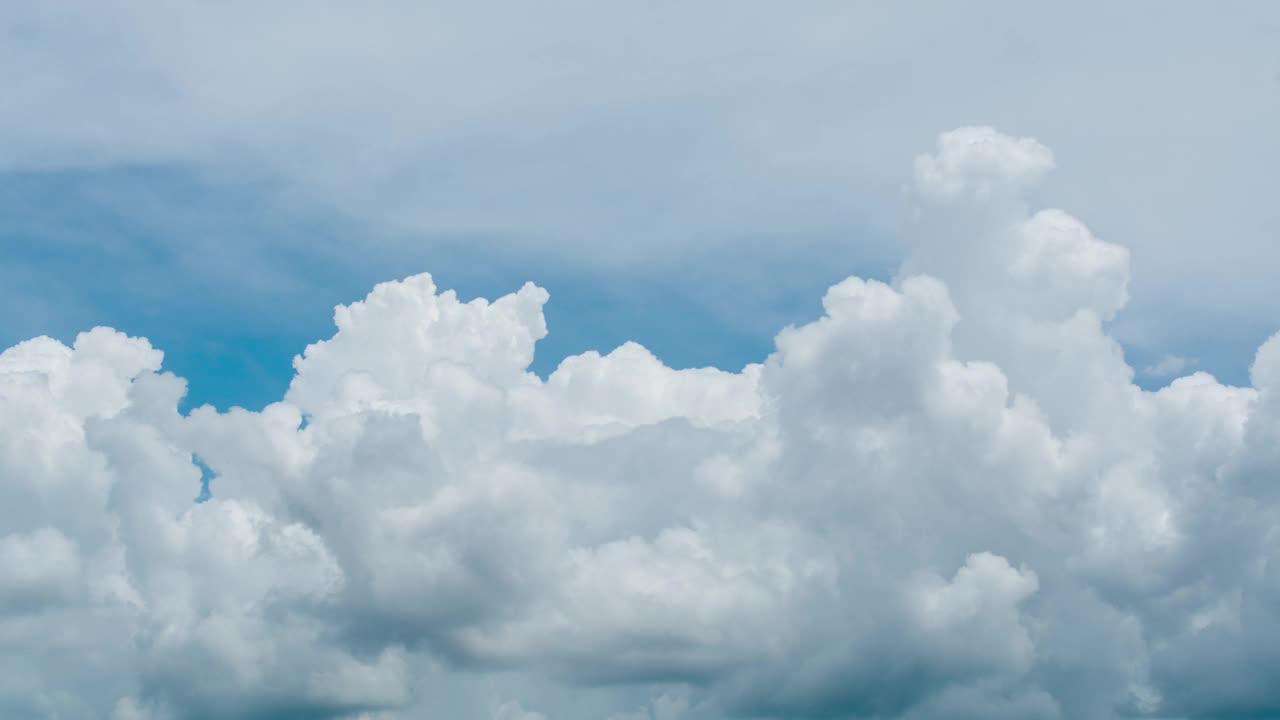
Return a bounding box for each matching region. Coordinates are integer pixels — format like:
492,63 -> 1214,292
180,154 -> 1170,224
1,164 -> 1255,414
0,166 -> 889,411
191,454 -> 216,503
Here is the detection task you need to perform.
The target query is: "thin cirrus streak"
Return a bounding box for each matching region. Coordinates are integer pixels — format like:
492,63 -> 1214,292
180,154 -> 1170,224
2,127 -> 1278,720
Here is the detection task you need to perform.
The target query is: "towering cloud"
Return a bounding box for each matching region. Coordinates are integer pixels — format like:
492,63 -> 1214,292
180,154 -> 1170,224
1,128 -> 1276,719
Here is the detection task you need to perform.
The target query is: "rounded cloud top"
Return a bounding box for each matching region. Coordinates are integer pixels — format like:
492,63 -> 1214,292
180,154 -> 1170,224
914,126 -> 1056,202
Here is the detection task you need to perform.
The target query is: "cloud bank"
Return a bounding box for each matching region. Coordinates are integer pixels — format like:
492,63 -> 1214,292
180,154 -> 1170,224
3,128 -> 1279,719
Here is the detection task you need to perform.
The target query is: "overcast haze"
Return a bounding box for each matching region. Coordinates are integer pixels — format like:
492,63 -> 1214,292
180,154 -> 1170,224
3,3 -> 1280,719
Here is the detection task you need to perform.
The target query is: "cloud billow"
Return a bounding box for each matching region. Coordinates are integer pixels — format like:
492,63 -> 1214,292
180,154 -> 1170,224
2,128 -> 1277,720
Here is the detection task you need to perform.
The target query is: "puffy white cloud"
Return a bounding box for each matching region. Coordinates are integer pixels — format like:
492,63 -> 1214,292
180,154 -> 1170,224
913,127 -> 1056,204
2,127 -> 1279,719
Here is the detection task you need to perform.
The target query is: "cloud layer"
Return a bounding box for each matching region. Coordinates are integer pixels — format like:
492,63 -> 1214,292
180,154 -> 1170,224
3,128 -> 1279,719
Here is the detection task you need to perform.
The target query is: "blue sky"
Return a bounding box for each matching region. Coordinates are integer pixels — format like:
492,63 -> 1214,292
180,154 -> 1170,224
0,165 -> 893,411
0,157 -> 1267,413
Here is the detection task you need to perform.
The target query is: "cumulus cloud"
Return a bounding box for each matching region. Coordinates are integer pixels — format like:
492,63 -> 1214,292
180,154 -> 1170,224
1,128 -> 1278,719
1142,354 -> 1198,379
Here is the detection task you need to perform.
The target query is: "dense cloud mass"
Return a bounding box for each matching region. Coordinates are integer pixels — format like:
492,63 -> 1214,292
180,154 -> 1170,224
3,128 -> 1279,719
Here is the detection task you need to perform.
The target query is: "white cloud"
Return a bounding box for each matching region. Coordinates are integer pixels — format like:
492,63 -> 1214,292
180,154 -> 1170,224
491,701 -> 547,720
2,128 -> 1279,719
0,527 -> 81,610
913,127 -> 1055,203
1142,354 -> 1198,379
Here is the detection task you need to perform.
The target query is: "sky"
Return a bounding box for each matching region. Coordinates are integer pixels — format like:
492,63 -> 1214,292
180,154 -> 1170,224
3,3 -> 1280,719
